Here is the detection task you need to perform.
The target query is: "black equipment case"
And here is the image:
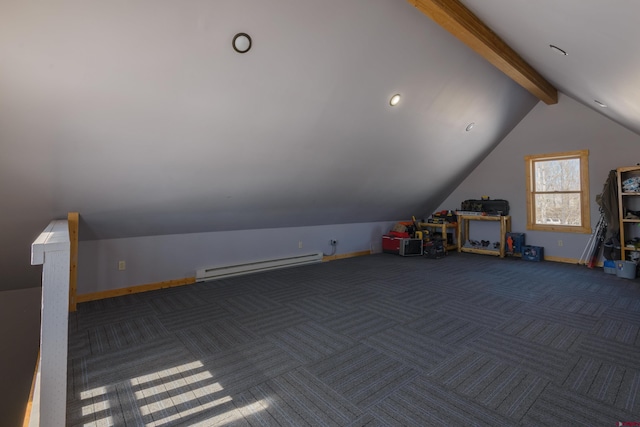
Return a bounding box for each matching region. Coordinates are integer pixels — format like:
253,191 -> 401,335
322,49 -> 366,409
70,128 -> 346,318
461,199 -> 509,215
399,239 -> 423,256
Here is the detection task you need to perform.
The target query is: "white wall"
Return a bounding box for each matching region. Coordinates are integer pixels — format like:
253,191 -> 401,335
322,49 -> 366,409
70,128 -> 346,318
437,94 -> 640,260
78,220 -> 396,294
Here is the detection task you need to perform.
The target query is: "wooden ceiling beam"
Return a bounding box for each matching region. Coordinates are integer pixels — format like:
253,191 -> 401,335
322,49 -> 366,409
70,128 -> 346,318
408,0 -> 558,105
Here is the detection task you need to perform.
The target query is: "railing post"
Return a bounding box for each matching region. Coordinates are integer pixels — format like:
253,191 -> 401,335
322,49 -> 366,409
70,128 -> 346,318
68,212 -> 79,312
31,220 -> 70,427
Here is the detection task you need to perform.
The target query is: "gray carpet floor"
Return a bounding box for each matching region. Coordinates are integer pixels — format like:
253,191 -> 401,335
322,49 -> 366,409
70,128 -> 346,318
67,253 -> 640,426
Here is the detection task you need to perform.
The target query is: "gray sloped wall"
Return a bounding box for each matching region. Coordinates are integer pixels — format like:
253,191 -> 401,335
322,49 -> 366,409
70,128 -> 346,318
0,0 -> 536,292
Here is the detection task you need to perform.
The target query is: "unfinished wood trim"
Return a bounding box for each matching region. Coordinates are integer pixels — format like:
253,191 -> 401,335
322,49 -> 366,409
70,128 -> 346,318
67,212 -> 79,312
76,276 -> 196,303
617,165 -> 640,174
323,250 -> 371,262
524,149 -> 589,162
22,351 -> 39,427
545,255 -> 603,267
579,153 -> 591,234
525,155 -> 534,230
407,0 -> 558,105
525,150 -> 590,234
545,255 -> 573,264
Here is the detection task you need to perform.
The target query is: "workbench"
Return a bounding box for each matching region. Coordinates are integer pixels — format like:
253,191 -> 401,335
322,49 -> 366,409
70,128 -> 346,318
457,215 -> 511,258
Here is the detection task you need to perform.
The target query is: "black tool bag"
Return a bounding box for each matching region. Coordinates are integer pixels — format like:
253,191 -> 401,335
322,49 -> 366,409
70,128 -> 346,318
423,239 -> 446,259
461,199 -> 509,215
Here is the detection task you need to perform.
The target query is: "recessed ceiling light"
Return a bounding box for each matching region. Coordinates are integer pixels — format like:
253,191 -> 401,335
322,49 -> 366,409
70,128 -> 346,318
389,94 -> 401,106
549,44 -> 568,56
232,33 -> 252,53
594,100 -> 607,108
466,122 -> 475,132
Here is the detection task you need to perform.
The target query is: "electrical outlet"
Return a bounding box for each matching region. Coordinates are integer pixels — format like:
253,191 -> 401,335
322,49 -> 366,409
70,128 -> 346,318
298,241 -> 303,249
118,260 -> 126,270
558,240 -> 563,247
330,239 -> 338,246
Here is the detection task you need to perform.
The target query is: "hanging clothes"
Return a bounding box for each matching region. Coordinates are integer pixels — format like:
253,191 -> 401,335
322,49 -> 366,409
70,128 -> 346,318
596,169 -> 619,240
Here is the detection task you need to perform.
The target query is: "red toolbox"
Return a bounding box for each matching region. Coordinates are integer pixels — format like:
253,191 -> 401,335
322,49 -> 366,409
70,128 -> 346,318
383,235 -> 423,256
382,235 -> 402,254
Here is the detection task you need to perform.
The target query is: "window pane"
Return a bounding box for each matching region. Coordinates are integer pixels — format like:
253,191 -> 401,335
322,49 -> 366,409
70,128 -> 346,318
534,158 -> 581,192
534,193 -> 582,225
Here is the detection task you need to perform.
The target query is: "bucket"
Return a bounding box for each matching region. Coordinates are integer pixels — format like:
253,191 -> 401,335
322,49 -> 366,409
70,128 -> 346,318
603,260 -> 616,275
616,260 -> 637,279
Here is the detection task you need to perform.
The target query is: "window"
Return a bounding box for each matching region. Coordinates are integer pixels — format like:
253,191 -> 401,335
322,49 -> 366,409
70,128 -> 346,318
525,150 -> 591,233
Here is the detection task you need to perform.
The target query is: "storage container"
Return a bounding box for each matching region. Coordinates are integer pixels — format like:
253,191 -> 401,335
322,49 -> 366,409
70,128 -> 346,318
616,260 -> 637,279
382,235 -> 401,254
505,232 -> 525,254
603,260 -> 616,275
522,245 -> 544,261
399,238 -> 423,256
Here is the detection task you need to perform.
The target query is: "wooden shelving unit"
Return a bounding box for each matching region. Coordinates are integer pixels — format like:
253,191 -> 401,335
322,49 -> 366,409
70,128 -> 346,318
617,166 -> 640,261
457,215 -> 511,258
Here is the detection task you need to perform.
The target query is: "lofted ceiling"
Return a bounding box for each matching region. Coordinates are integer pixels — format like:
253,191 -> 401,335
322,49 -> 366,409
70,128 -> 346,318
0,0 -> 536,244
458,0 -> 640,135
5,0 -> 636,288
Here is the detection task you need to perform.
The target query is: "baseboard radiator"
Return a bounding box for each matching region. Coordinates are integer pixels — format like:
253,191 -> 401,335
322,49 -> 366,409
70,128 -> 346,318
196,252 -> 323,282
